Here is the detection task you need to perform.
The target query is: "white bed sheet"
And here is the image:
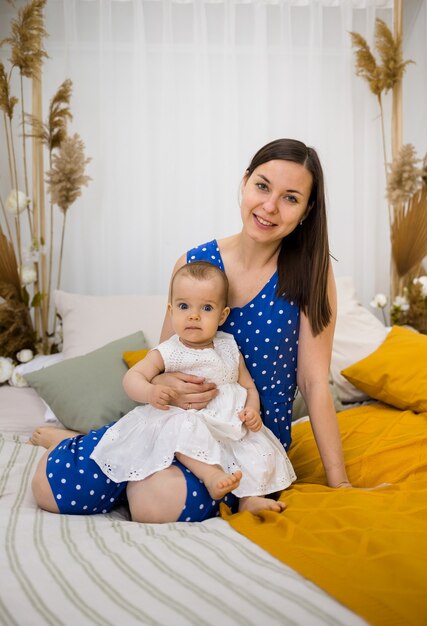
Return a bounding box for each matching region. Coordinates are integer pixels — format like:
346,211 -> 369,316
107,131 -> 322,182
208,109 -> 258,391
0,387 -> 367,626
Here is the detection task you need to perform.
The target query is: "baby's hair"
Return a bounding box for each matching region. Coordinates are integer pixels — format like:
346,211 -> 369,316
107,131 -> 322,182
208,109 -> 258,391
171,261 -> 229,307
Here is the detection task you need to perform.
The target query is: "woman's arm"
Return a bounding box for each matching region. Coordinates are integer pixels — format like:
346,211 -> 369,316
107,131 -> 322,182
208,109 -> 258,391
296,267 -> 351,488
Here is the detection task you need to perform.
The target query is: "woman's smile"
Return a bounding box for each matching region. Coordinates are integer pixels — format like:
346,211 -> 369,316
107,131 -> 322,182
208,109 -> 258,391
253,214 -> 276,228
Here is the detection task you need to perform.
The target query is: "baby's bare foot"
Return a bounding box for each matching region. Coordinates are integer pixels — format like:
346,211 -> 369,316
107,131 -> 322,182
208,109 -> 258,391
205,469 -> 242,500
238,496 -> 286,515
29,426 -> 81,449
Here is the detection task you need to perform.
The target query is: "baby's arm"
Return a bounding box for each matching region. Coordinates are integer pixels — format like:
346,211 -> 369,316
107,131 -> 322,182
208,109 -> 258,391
237,355 -> 262,432
123,350 -> 177,410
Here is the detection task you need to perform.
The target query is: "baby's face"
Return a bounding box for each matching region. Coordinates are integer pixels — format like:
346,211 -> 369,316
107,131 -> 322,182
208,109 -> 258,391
169,275 -> 229,349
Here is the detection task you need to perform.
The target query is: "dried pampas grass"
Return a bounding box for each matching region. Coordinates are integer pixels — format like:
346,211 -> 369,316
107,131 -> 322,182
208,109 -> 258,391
391,186 -> 427,278
375,18 -> 412,92
0,62 -> 18,120
350,19 -> 412,96
349,32 -> 383,96
46,133 -> 91,212
387,144 -> 423,206
0,231 -> 21,292
28,79 -> 73,152
0,281 -> 36,358
0,233 -> 35,358
0,0 -> 48,78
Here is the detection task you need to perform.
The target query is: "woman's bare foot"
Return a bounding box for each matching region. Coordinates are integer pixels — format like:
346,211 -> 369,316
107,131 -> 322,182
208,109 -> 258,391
205,469 -> 243,500
29,426 -> 81,449
238,495 -> 286,514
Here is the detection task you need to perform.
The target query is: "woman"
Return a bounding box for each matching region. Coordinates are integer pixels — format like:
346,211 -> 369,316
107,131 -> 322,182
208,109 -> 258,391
31,138 -> 351,523
123,138 -> 351,522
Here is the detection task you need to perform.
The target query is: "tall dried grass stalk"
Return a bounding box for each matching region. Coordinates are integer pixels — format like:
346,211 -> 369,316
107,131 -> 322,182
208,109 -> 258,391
350,9 -> 418,301
32,67 -> 47,347
391,2 -> 403,160
349,16 -> 414,229
46,133 -> 91,291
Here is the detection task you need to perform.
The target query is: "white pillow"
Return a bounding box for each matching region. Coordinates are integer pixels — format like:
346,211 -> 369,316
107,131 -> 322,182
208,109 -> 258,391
11,353 -> 64,422
55,290 -> 167,359
331,277 -> 389,403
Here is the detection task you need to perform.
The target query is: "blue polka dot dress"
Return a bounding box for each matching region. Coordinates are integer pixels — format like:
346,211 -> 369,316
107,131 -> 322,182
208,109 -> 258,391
188,239 -> 300,450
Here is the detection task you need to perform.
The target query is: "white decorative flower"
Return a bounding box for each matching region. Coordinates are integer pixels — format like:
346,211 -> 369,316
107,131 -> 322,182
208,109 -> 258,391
393,295 -> 410,312
0,357 -> 14,384
23,241 -> 40,264
16,349 -> 34,363
413,276 -> 427,298
370,293 -> 387,309
10,368 -> 28,388
5,190 -> 30,215
21,265 -> 37,285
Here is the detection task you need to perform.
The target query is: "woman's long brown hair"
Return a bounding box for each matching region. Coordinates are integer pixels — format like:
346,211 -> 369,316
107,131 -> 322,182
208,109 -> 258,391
245,138 -> 331,336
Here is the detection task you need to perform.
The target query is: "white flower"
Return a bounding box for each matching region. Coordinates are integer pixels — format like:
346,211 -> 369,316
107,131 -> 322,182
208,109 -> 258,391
22,241 -> 40,264
370,293 -> 387,309
393,295 -> 410,312
413,276 -> 427,298
5,190 -> 30,215
9,368 -> 28,388
16,349 -> 34,363
21,265 -> 37,285
0,357 -> 14,384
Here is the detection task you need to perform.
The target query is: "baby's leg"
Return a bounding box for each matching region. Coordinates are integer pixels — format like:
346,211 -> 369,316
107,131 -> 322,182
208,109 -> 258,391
29,426 -> 82,449
238,496 -> 286,514
175,452 -> 242,501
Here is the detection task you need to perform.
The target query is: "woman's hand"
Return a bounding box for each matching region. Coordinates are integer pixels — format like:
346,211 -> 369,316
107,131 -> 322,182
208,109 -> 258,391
333,480 -> 392,490
239,407 -> 262,432
152,372 -> 218,410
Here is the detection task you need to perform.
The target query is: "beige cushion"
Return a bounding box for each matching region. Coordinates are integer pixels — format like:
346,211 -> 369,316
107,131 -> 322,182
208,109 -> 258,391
331,277 -> 389,403
55,290 -> 167,358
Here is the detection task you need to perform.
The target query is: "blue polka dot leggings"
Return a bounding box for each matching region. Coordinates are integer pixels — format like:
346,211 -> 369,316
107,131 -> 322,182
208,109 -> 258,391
46,423 -> 238,520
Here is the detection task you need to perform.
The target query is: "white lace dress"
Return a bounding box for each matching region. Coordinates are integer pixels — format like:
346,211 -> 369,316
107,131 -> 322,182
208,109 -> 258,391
90,331 -> 296,497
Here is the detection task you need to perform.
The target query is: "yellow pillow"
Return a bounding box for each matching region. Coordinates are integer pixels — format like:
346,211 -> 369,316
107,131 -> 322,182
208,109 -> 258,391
341,325 -> 427,413
122,348 -> 150,368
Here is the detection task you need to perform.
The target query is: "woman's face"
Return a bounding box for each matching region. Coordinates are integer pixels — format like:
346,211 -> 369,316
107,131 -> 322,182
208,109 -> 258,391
240,159 -> 313,244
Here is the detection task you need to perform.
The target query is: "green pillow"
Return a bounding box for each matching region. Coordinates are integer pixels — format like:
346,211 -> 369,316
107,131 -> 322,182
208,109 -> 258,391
25,331 -> 146,433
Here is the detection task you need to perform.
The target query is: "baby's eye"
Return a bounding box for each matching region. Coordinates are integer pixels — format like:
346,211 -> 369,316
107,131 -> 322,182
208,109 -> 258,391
178,303 -> 188,310
202,304 -> 213,312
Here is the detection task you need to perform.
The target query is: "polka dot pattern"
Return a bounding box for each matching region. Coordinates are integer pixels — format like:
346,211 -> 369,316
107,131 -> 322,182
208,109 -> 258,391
188,239 -> 300,448
174,459 -> 237,522
46,424 -> 127,514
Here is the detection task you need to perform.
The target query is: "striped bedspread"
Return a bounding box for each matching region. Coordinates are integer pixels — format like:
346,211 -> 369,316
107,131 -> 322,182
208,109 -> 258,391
0,433 -> 366,626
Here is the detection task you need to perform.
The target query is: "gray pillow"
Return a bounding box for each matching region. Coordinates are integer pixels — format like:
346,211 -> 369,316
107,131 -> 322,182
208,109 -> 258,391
25,331 -> 146,433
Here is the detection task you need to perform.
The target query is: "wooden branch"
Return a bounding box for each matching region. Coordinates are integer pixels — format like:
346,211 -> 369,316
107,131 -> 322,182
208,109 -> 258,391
392,0 -> 403,162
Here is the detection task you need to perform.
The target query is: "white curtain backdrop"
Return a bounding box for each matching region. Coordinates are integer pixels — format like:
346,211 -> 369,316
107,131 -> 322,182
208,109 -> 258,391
1,0 -> 426,307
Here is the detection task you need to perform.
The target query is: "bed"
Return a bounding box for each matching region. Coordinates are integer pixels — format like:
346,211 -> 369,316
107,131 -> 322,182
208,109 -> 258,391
1,279 -> 426,626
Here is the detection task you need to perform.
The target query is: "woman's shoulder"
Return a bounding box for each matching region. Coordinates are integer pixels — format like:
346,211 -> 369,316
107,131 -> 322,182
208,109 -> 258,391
187,239 -> 218,258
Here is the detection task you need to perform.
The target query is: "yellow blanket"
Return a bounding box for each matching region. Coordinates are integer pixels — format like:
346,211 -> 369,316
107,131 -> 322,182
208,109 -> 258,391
223,403 -> 427,626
